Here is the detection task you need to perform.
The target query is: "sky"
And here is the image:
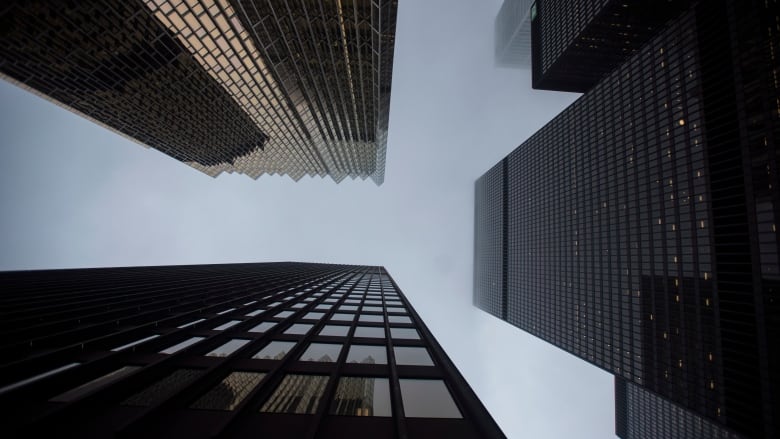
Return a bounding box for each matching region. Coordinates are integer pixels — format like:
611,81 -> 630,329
0,1 -> 615,437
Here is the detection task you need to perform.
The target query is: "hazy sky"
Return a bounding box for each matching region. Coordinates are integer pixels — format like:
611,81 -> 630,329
0,1 -> 615,437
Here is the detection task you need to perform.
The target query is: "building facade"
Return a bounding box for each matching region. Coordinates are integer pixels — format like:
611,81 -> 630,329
475,1 -> 778,438
0,0 -> 397,184
0,262 -> 504,438
494,0 -> 534,68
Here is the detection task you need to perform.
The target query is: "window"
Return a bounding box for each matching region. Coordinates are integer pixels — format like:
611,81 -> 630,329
354,326 -> 385,338
388,315 -> 412,324
213,320 -> 241,331
122,369 -> 203,406
319,325 -> 350,337
274,310 -> 294,318
363,306 -> 382,313
386,307 -> 406,314
0,363 -> 80,396
249,322 -> 275,333
346,345 -> 387,365
191,371 -> 265,410
111,335 -> 159,352
260,374 -> 328,414
299,343 -> 342,362
359,314 -> 383,323
331,377 -> 391,416
50,366 -> 141,402
284,323 -> 313,335
178,318 -> 205,328
331,313 -> 354,322
303,312 -> 324,320
216,308 -> 235,315
252,341 -> 296,360
394,347 -> 434,366
160,337 -> 205,354
246,309 -> 263,317
340,305 -> 358,311
399,379 -> 462,418
390,328 -> 420,340
206,339 -> 250,357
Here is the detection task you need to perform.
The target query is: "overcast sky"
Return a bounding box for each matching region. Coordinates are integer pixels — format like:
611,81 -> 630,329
0,1 -> 615,437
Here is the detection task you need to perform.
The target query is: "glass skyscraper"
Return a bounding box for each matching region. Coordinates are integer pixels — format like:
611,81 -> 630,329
475,1 -> 778,438
0,0 -> 397,184
0,262 -> 505,438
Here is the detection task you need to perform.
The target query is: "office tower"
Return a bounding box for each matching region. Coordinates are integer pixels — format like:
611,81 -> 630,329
0,0 -> 397,184
0,262 -> 504,438
494,0 -> 534,68
474,0 -> 778,438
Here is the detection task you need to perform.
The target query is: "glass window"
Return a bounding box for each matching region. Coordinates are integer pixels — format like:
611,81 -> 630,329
299,343 -> 342,362
359,314 -> 383,323
346,345 -> 387,365
216,308 -> 235,315
214,320 -> 241,331
284,323 -> 313,335
303,312 -> 324,320
178,318 -> 205,328
363,306 -> 382,313
386,307 -> 406,314
122,369 -> 203,406
354,326 -> 385,338
365,300 -> 383,305
388,315 -> 412,324
330,313 -> 354,322
319,325 -> 350,337
399,379 -> 462,418
315,304 -> 331,311
191,371 -> 266,410
390,328 -> 420,340
260,374 -> 328,414
50,366 -> 140,402
206,339 -> 250,357
111,335 -> 159,352
246,309 -> 263,317
331,377 -> 391,417
340,305 -> 358,311
290,303 -> 305,309
252,341 -> 296,360
249,322 -> 275,333
243,300 -> 258,306
394,347 -> 434,366
274,310 -> 294,318
0,363 -> 80,396
160,337 -> 205,354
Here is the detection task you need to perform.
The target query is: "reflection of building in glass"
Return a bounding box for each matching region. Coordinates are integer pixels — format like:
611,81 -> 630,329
494,0 -> 534,68
0,0 -> 398,184
1,262 -> 505,438
475,1 -> 778,438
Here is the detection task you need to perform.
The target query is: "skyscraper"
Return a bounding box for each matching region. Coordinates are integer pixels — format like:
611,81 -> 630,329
494,0 -> 534,68
0,262 -> 504,438
0,0 -> 397,184
475,1 -> 778,437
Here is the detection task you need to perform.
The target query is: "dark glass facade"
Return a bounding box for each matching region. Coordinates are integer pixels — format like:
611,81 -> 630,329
0,0 -> 397,184
475,1 -> 778,438
494,0 -> 534,68
0,262 -> 504,438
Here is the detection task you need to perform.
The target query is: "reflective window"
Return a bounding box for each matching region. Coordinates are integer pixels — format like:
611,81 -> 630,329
331,313 -> 354,322
284,323 -> 313,335
399,379 -> 462,418
359,314 -> 383,323
299,343 -> 342,362
331,377 -> 391,417
346,345 -> 387,365
363,306 -> 382,312
303,312 -> 324,320
365,300 -> 383,305
388,315 -> 412,324
191,371 -> 266,410
319,325 -> 350,337
390,327 -> 420,340
111,335 -> 159,352
260,374 -> 328,414
252,341 -> 296,360
160,337 -> 205,354
178,318 -> 205,328
206,339 -> 250,357
249,322 -> 275,333
243,300 -> 258,306
340,305 -> 358,311
51,366 -> 141,402
394,347 -> 434,366
290,303 -> 305,309
122,369 -> 203,406
0,363 -> 80,396
216,308 -> 235,315
275,310 -> 294,318
315,304 -> 331,311
214,320 -> 241,331
386,307 -> 406,314
354,326 -> 385,338
246,309 -> 263,317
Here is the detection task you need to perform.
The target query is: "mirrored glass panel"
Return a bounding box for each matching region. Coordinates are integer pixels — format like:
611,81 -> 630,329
249,322 -> 275,333
359,314 -> 383,323
213,320 -> 241,331
331,377 -> 391,417
346,345 -> 387,365
191,371 -> 265,410
388,315 -> 412,324
363,306 -> 382,313
246,309 -> 263,317
393,347 -> 434,366
330,313 -> 354,322
299,343 -> 342,362
319,325 -> 350,337
160,337 -> 205,354
50,366 -> 140,402
274,310 -> 294,318
386,307 -> 406,314
284,323 -> 313,335
206,339 -> 250,357
399,379 -> 462,418
178,318 -> 205,328
390,327 -> 420,340
354,326 -> 385,338
252,341 -> 296,360
303,312 -> 324,320
122,369 -> 203,406
340,305 -> 358,311
112,335 -> 159,352
260,374 -> 328,414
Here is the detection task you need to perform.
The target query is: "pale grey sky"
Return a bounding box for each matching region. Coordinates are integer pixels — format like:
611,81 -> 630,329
0,1 -> 614,437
